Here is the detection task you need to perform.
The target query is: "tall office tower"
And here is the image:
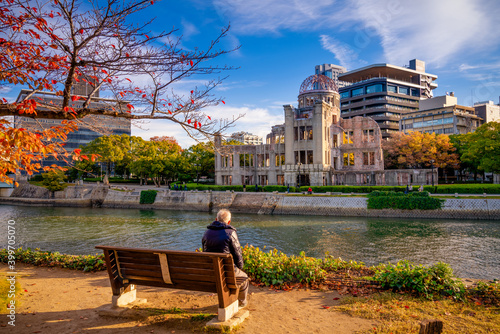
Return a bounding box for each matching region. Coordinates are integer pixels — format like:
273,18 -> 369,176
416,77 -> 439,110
338,59 -> 438,138
14,82 -> 131,170
315,64 -> 348,89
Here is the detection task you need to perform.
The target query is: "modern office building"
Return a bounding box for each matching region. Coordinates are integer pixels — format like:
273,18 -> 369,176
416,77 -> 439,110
229,131 -> 263,145
14,87 -> 131,168
474,98 -> 500,124
400,94 -> 483,135
315,64 -> 348,89
338,59 -> 438,138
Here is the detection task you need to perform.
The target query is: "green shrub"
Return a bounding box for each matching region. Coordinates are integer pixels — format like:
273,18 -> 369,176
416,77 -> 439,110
373,260 -> 466,300
140,190 -> 158,204
30,174 -> 44,182
367,191 -> 444,210
242,245 -> 326,286
468,281 -> 500,306
424,184 -> 500,194
0,248 -> 105,272
41,170 -> 67,192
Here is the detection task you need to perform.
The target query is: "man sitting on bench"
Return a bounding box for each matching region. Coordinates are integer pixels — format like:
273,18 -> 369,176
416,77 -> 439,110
202,209 -> 249,308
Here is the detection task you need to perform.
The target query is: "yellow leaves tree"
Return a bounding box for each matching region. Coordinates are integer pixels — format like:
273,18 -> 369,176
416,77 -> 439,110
383,131 -> 459,170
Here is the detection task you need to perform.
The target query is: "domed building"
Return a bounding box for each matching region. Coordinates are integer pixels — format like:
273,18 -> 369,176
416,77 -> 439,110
214,70 -> 434,187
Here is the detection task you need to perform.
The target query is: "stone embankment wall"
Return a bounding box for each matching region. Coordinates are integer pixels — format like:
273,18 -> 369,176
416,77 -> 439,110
2,183 -> 500,220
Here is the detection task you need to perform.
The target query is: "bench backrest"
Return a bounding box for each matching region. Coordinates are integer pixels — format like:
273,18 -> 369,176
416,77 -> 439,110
96,245 -> 239,308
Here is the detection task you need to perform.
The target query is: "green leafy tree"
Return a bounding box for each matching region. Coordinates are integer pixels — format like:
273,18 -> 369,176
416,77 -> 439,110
81,134 -> 138,176
42,170 -> 67,192
456,122 -> 500,175
184,142 -> 215,182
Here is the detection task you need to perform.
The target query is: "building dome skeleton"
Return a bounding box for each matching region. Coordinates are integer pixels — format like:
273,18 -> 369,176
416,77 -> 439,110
299,74 -> 338,95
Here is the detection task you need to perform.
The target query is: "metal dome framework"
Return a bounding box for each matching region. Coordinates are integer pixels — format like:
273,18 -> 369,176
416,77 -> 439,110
299,74 -> 338,94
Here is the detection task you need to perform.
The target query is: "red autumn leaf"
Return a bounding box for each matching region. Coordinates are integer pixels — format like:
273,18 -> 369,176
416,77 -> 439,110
79,29 -> 83,34
125,78 -> 131,82
51,80 -> 57,85
332,297 -> 340,300
71,96 -> 79,101
190,90 -> 194,94
142,94 -> 146,98
63,106 -> 70,112
475,301 -> 481,306
81,155 -> 89,161
179,104 -> 183,108
187,119 -> 191,124
145,35 -> 149,39
125,53 -> 130,57
190,60 -> 193,66
168,103 -> 172,106
194,122 -> 198,129
191,99 -> 194,104
207,115 -> 211,120
168,110 -> 172,114
127,104 -> 134,109
111,44 -> 115,48
404,305 -> 410,309
322,305 -> 330,309
44,83 -> 50,90
73,148 -> 81,155
101,69 -> 108,74
222,100 -> 225,104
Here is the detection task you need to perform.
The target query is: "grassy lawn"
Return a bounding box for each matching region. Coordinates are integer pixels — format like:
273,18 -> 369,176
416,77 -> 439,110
335,292 -> 500,333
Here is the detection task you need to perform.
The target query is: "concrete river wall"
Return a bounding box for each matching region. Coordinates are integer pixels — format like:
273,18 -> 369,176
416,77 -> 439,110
2,183 -> 500,220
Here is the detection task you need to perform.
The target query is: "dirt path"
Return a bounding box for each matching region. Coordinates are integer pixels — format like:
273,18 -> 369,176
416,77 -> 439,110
1,264 -> 376,333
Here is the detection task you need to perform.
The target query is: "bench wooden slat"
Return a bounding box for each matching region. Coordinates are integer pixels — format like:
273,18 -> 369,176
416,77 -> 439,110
117,256 -> 160,265
119,262 -> 162,271
128,279 -> 217,292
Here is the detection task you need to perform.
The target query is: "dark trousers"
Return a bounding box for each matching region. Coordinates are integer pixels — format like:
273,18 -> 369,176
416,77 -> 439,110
235,267 -> 249,303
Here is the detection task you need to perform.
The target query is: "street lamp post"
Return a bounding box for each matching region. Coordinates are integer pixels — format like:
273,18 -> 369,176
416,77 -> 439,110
297,162 -> 302,189
430,159 -> 435,187
194,163 -> 200,185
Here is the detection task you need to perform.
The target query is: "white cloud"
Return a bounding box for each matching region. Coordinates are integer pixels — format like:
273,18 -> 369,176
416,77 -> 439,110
212,0 -> 338,34
212,0 -> 500,68
351,0 -> 497,67
319,35 -> 360,69
181,18 -> 200,39
131,105 -> 284,148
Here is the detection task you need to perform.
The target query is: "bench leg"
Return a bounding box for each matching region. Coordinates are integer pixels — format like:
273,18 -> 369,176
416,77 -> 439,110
217,299 -> 239,321
112,284 -> 137,307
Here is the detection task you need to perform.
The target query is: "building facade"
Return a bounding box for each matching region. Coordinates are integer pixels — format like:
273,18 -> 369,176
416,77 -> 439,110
315,64 -> 348,89
14,88 -> 131,168
229,131 -> 263,145
400,95 -> 483,135
474,98 -> 500,124
338,59 -> 437,139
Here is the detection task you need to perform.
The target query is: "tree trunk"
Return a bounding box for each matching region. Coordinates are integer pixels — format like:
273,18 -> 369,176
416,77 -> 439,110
419,319 -> 443,334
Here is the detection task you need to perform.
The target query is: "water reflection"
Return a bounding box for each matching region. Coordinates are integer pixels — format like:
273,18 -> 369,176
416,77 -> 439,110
0,205 -> 499,279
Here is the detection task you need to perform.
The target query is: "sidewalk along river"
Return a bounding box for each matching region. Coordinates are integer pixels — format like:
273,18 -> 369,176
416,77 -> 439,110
0,204 -> 499,280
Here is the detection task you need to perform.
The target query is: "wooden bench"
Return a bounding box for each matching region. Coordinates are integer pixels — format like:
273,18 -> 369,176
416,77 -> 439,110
96,245 -> 245,321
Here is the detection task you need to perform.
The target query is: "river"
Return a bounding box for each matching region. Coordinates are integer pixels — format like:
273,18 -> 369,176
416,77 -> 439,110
1,204 -> 499,280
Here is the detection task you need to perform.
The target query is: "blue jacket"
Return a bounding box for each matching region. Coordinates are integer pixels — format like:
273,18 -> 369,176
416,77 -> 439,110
202,221 -> 244,269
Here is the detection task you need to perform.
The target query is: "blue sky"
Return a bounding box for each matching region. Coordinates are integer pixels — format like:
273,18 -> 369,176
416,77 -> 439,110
6,0 -> 500,148
133,0 -> 500,147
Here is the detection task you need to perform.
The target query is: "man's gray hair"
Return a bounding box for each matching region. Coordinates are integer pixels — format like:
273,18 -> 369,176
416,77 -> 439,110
217,209 -> 231,223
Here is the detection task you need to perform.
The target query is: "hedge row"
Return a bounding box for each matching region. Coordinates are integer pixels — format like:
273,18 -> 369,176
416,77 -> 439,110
367,191 -> 444,210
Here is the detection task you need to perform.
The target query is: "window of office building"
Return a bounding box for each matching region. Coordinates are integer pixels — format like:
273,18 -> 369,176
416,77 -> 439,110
366,84 -> 384,94
399,87 -> 409,95
340,91 -> 350,99
387,85 -> 397,93
352,87 -> 364,97
411,89 -> 419,97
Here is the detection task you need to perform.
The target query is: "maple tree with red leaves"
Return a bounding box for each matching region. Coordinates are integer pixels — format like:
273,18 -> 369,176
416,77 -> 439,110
0,0 -> 241,184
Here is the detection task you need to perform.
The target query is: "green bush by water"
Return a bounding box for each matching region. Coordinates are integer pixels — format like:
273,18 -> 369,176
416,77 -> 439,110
367,191 -> 444,210
373,260 -> 466,300
140,190 -> 158,204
